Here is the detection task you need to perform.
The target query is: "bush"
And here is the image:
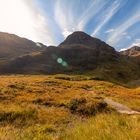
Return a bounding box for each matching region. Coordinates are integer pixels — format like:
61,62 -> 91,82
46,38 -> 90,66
77,101 -> 108,116
80,85 -> 92,90
8,83 -> 25,90
68,98 -> 109,116
68,98 -> 87,111
0,109 -> 37,125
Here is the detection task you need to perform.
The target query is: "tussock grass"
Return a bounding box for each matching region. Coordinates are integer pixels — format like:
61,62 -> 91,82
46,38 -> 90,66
67,97 -> 112,116
62,113 -> 140,140
0,75 -> 139,139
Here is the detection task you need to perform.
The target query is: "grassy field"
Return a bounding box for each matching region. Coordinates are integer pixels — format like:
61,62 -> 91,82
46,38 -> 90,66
0,75 -> 139,140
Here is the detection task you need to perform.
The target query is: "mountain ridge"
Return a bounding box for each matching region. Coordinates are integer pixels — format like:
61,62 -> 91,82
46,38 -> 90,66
0,31 -> 140,85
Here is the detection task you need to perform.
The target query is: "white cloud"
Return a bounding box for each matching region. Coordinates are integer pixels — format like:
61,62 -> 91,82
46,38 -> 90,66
133,42 -> 140,46
105,29 -> 115,33
119,48 -> 128,51
122,32 -> 127,35
54,0 -> 77,38
54,0 -> 109,38
91,0 -> 122,36
126,35 -> 132,40
107,9 -> 140,46
62,28 -> 73,38
122,32 -> 132,40
120,38 -> 140,51
77,0 -> 108,31
131,39 -> 140,47
135,39 -> 140,42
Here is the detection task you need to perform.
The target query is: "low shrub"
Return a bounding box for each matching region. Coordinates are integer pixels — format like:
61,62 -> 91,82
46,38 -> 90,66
68,98 -> 110,116
68,98 -> 87,111
80,85 -> 93,90
8,83 -> 25,90
0,109 -> 37,125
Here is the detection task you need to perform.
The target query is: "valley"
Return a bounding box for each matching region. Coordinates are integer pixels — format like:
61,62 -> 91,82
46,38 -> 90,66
0,31 -> 140,140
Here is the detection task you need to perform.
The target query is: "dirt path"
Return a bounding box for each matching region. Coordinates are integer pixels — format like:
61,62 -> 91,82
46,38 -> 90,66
104,98 -> 140,115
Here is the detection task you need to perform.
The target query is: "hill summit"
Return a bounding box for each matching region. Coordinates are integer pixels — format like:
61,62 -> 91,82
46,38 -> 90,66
121,46 -> 140,56
60,31 -> 114,49
60,31 -> 101,46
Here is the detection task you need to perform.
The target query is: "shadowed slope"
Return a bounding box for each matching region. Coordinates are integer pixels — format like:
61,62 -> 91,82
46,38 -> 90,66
0,32 -> 46,62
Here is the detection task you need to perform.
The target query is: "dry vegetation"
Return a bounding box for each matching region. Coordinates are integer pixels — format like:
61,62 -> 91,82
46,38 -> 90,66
0,75 -> 139,140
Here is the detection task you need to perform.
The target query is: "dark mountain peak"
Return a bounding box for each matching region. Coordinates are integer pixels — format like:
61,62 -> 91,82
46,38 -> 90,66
66,31 -> 92,40
59,31 -> 116,56
121,46 -> 140,56
59,31 -> 105,47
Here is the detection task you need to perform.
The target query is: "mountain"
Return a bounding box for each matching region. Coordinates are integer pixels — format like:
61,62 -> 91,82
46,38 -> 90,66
0,32 -> 46,63
58,31 -> 119,68
59,31 -> 115,52
0,32 -> 119,73
120,46 -> 140,56
0,31 -> 140,84
60,31 -> 108,46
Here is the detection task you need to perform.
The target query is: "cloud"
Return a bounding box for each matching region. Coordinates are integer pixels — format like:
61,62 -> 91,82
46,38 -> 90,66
77,0 -> 108,31
54,0 -> 109,38
91,0 -> 122,36
105,29 -> 115,33
121,32 -> 132,40
119,38 -> 140,51
54,0 -> 77,38
0,0 -> 56,45
22,0 -> 56,45
131,39 -> 140,46
126,35 -> 132,40
107,9 -> 140,46
133,42 -> 140,46
62,28 -> 73,38
119,48 -> 128,51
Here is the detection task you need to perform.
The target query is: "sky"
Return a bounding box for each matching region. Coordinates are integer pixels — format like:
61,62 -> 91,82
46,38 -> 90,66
0,0 -> 140,51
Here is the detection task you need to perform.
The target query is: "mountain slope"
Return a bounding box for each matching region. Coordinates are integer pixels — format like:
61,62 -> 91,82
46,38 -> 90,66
0,32 -> 46,62
120,46 -> 140,56
0,31 -> 140,84
0,32 -> 119,73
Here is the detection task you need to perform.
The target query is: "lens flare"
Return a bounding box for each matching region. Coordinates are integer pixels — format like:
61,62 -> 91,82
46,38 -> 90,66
57,58 -> 63,64
62,61 -> 68,67
52,54 -> 69,67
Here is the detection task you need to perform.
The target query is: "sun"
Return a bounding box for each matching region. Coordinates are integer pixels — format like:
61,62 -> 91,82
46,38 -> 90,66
0,0 -> 38,41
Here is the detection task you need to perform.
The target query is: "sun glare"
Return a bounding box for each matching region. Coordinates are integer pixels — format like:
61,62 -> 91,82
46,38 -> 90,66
0,0 -> 38,41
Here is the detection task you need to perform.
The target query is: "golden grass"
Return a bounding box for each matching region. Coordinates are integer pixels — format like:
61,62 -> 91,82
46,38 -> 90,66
0,75 -> 139,139
62,113 -> 140,140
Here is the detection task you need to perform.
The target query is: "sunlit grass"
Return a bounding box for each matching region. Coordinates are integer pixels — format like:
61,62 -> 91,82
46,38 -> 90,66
62,113 -> 140,140
0,75 -> 139,139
